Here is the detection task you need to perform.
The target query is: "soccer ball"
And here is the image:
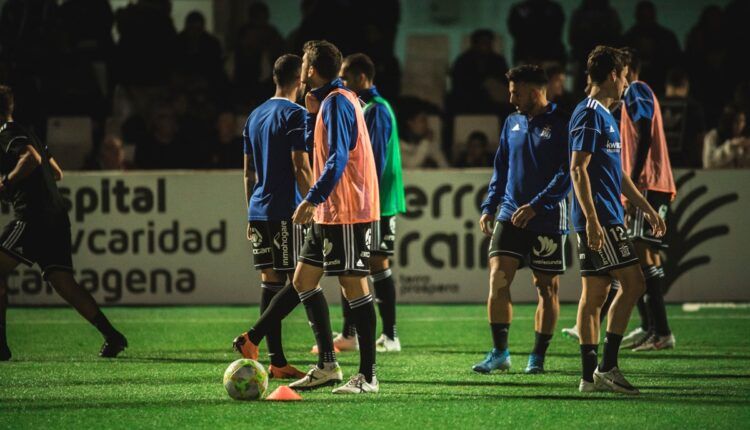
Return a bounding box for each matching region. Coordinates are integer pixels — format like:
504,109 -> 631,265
223,359 -> 268,400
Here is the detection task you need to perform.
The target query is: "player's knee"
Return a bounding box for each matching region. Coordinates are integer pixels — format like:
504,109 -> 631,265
489,270 -> 509,300
581,290 -> 607,310
536,282 -> 558,303
369,255 -> 388,272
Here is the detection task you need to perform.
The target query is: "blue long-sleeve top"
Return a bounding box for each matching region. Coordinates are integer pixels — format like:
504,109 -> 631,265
304,78 -> 359,205
359,86 -> 391,181
481,103 -> 571,234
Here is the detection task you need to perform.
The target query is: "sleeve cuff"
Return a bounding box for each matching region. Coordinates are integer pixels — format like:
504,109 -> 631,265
304,192 -> 326,206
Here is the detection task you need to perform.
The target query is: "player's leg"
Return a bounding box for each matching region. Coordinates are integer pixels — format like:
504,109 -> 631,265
333,274 -> 379,394
525,271 -> 559,374
0,252 -> 20,361
632,243 -> 674,351
258,268 -> 304,379
561,279 -> 617,342
577,274 -> 610,391
44,269 -> 127,357
372,216 -> 400,352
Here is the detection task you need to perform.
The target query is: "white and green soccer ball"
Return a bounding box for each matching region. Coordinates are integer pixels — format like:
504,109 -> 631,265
223,359 -> 268,400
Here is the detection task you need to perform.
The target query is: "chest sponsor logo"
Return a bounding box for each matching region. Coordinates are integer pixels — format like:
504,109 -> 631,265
539,125 -> 552,139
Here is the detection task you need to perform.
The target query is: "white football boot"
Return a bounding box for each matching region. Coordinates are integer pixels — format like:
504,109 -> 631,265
633,333 -> 676,351
332,374 -> 379,394
375,334 -> 401,352
593,367 -> 640,395
288,364 -> 343,391
310,333 -> 359,354
561,326 -> 580,341
620,327 -> 650,349
579,379 -> 596,393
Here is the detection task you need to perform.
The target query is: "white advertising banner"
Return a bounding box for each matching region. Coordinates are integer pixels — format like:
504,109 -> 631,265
3,169 -> 748,305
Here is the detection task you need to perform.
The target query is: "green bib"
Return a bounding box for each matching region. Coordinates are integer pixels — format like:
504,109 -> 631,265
365,95 -> 406,216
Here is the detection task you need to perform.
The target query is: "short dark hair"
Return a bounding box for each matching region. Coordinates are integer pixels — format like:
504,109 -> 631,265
186,10 -> 205,25
620,47 -> 641,75
0,85 -> 14,118
506,65 -> 548,86
470,29 -> 494,46
273,54 -> 302,87
303,40 -> 343,81
666,68 -> 689,88
586,45 -> 626,84
343,53 -> 375,81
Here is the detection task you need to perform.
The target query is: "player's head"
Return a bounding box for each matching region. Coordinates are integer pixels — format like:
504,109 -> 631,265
273,54 -> 303,97
544,64 -> 566,99
586,45 -> 628,98
718,104 -> 746,140
302,40 -> 343,88
620,47 -> 641,83
506,65 -> 548,114
0,85 -> 14,120
470,29 -> 495,54
340,53 -> 375,93
635,0 -> 656,24
184,10 -> 205,35
666,68 -> 689,97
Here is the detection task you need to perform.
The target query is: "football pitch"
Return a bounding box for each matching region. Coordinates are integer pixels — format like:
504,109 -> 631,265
2,304 -> 749,429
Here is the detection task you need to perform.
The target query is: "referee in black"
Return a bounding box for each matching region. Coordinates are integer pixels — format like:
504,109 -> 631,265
0,85 -> 127,360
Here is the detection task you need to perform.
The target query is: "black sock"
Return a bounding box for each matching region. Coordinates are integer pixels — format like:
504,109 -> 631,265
0,288 -> 7,346
636,295 -> 650,331
248,283 -> 300,345
372,269 -> 397,339
299,287 -> 336,368
580,344 -> 598,382
599,332 -> 623,372
600,282 -> 618,323
645,266 -> 671,336
92,311 -> 120,340
349,294 -> 377,383
532,332 -> 553,357
490,323 -> 510,350
260,282 -> 287,367
340,291 -> 357,338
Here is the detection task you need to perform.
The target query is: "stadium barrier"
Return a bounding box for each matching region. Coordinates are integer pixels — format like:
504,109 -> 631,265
3,169 -> 747,305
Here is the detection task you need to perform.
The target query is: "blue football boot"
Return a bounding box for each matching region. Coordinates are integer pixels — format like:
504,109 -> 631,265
472,348 -> 511,374
524,353 -> 545,374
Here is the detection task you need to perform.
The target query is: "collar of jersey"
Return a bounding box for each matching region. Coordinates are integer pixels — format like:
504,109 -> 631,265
587,97 -> 608,111
358,86 -> 381,104
311,78 -> 346,102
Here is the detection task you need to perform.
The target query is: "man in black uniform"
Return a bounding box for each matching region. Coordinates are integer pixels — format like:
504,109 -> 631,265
0,86 -> 127,361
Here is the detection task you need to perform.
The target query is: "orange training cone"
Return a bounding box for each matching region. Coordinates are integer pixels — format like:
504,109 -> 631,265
265,385 -> 302,401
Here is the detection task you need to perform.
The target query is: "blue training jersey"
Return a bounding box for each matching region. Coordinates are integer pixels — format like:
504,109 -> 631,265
481,103 -> 571,235
568,97 -> 624,232
623,81 -> 655,122
244,97 -> 307,221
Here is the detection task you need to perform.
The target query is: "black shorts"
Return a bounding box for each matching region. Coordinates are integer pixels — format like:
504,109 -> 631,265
0,217 -> 74,279
371,215 -> 396,256
298,222 -> 371,276
249,220 -> 306,273
627,190 -> 670,247
577,224 -> 639,277
488,221 -> 567,274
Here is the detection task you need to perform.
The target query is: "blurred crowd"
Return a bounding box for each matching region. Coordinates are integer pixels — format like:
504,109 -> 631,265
0,0 -> 748,171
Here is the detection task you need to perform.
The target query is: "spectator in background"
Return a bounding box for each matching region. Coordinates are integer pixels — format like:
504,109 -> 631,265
398,107 -> 449,169
454,131 -> 494,168
622,1 -> 682,95
135,104 -> 183,169
568,0 -> 622,92
722,0 -> 750,98
114,0 -> 177,86
208,110 -> 243,169
703,105 -> 750,168
176,11 -> 224,87
449,29 -> 509,114
229,1 -> 284,108
543,64 -> 576,117
685,5 -> 725,127
84,135 -> 127,170
660,68 -> 705,168
57,0 -> 114,61
507,0 -> 566,65
360,0 -> 402,99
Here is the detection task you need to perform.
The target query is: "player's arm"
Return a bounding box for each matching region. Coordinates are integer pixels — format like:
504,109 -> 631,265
0,143 -> 42,194
365,103 -> 391,181
49,156 -> 63,181
287,107 -> 313,197
514,134 -> 571,229
294,94 -> 355,224
625,84 -> 656,183
479,128 -> 509,236
570,150 -> 605,250
621,172 -> 666,237
292,150 -> 313,197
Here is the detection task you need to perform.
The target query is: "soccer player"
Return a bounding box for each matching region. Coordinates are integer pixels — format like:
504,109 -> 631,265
569,46 -> 666,394
0,85 -> 127,361
233,40 -> 380,394
238,54 -> 313,379
328,53 -> 406,353
618,48 -> 677,351
473,65 -> 571,375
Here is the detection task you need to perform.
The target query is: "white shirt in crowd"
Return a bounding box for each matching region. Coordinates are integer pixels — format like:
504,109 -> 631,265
703,129 -> 750,168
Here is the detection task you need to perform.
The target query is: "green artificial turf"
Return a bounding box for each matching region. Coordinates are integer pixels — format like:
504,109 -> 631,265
1,304 -> 749,429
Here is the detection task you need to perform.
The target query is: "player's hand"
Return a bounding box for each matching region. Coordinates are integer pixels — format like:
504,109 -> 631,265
305,92 -> 321,114
511,204 -> 536,229
246,223 -> 252,241
479,213 -> 494,237
293,200 -> 316,225
644,209 -> 667,238
585,220 -> 605,251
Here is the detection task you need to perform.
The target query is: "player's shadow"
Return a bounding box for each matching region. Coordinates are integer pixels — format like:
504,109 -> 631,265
386,379 -> 572,389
